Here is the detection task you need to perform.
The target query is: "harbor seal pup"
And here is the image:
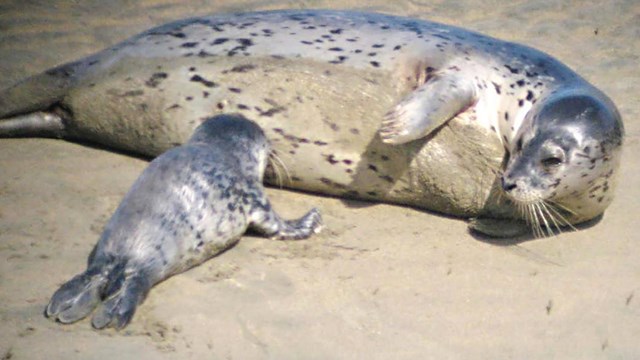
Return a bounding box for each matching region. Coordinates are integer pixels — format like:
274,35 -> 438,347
0,10 -> 624,236
45,114 -> 323,329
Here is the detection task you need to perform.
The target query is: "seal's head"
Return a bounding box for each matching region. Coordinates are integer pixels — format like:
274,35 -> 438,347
501,89 -> 623,234
189,114 -> 271,180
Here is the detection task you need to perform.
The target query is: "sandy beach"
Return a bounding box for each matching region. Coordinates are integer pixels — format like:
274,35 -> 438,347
0,0 -> 638,358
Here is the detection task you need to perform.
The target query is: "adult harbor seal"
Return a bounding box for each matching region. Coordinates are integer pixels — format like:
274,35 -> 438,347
45,114 -> 323,329
0,10 -> 624,236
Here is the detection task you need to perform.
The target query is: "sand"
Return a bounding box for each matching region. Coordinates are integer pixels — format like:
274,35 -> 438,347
0,1 -> 638,359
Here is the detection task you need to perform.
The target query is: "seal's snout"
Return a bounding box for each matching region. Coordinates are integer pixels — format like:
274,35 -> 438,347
501,177 -> 517,192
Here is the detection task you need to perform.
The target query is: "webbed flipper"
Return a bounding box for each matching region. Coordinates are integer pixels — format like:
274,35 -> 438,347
380,72 -> 476,144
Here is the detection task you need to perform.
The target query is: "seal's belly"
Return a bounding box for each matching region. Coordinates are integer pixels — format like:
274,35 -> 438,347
65,55 -> 505,217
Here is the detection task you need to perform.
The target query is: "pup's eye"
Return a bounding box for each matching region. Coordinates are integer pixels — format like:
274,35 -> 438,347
541,157 -> 563,167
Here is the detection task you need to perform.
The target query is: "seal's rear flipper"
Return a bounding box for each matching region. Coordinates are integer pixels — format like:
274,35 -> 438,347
45,267 -> 105,324
380,72 -> 476,144
0,60 -> 83,119
0,59 -> 85,137
0,111 -> 65,137
91,268 -> 151,330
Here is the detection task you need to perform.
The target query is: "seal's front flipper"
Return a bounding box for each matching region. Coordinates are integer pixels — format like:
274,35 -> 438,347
468,217 -> 530,238
0,111 -> 65,137
380,72 -> 476,144
250,199 -> 323,240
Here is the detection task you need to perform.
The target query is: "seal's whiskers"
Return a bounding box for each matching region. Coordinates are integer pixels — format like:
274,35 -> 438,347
518,199 -> 578,238
268,151 -> 291,188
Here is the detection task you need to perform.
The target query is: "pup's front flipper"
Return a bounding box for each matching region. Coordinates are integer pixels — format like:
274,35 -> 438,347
250,198 -> 323,240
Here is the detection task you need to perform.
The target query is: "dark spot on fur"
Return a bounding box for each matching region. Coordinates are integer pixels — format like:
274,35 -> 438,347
228,87 -> 242,93
227,38 -> 254,56
257,106 -> 285,117
197,50 -> 214,57
237,38 -> 253,46
211,38 -> 229,45
121,90 -> 144,97
526,90 -> 534,101
145,72 -> 168,88
320,177 -> 347,189
492,82 -> 501,94
227,64 -> 256,73
504,64 -> 520,74
181,42 -> 199,48
328,47 -> 343,52
329,55 -> 348,64
325,155 -> 339,164
370,61 -> 380,67
190,74 -> 217,88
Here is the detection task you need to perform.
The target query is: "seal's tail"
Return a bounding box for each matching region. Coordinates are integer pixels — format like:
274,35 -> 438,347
0,60 -> 83,137
46,258 -> 151,329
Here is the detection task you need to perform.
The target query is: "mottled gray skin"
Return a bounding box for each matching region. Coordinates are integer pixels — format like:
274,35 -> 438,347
0,10 -> 624,235
45,115 -> 322,329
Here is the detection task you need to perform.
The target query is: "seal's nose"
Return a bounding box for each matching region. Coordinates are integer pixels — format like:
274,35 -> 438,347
501,177 -> 517,192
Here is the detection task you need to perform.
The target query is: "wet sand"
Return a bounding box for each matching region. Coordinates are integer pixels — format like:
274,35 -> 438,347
0,1 -> 639,358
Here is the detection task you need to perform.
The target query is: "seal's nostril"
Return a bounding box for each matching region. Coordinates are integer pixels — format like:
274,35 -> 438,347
501,178 -> 517,191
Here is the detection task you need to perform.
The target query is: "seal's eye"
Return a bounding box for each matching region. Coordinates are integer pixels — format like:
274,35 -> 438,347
541,156 -> 563,167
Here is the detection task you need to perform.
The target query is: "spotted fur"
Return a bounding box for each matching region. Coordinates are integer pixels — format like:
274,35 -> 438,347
0,10 -> 624,235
